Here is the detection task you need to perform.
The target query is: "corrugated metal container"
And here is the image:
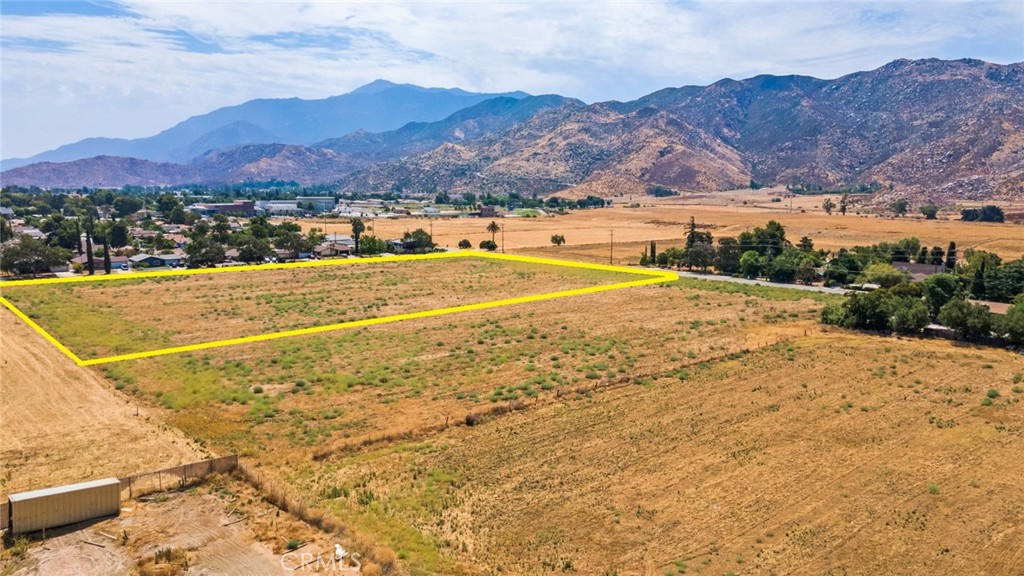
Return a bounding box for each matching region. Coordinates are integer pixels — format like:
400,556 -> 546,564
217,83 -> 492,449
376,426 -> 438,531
8,478 -> 120,534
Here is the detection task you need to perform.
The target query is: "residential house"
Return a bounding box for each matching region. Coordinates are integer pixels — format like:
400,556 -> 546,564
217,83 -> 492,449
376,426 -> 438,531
314,243 -> 351,258
71,254 -> 129,269
892,261 -> 946,282
130,252 -> 184,268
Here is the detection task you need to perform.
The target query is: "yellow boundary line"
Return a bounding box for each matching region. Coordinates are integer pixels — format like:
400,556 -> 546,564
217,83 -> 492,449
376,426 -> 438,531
0,252 -> 675,366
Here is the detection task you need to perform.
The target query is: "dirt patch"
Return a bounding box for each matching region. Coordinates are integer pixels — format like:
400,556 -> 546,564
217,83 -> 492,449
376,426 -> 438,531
0,308 -> 205,496
3,476 -> 339,576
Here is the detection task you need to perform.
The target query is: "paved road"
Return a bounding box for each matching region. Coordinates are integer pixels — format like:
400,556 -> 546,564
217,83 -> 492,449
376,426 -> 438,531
655,268 -> 849,295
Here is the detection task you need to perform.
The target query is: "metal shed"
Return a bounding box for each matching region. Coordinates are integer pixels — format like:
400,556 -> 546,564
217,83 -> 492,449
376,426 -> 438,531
8,478 -> 120,534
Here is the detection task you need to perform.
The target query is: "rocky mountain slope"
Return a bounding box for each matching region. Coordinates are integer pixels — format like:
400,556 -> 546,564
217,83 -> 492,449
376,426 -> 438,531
3,59 -> 1022,202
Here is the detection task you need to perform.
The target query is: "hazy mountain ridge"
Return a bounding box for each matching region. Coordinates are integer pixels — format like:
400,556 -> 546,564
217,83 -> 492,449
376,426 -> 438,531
2,81 -> 529,169
3,59 -> 1022,201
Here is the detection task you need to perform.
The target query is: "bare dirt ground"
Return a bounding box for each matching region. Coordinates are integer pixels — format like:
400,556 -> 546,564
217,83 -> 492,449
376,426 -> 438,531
0,308 -> 205,495
4,476 -> 338,576
303,198 -> 1024,261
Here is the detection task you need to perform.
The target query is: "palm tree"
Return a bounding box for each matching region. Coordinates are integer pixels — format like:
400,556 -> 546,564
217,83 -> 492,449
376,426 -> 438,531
486,220 -> 500,244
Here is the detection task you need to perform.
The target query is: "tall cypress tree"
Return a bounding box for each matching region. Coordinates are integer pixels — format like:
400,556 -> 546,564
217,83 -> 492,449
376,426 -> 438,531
84,215 -> 95,275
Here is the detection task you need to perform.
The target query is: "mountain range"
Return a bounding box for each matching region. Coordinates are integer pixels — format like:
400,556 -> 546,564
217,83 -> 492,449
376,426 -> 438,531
3,58 -> 1022,203
1,80 -> 528,170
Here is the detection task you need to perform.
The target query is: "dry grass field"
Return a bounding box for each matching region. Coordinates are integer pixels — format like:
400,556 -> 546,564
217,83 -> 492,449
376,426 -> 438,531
306,197 -> 1024,263
34,269 -> 836,573
318,333 -> 1024,576
3,204 -> 1023,575
0,257 -> 639,360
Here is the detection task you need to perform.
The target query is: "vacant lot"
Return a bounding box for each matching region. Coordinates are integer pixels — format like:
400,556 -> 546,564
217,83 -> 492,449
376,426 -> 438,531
310,199 -> 1024,262
5,247 -> 1021,575
317,333 -> 1024,576
0,255 -> 641,361
78,273 -> 830,573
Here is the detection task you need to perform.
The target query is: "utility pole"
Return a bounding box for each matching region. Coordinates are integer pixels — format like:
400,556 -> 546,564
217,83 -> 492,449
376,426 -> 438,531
501,223 -> 505,254
609,229 -> 614,265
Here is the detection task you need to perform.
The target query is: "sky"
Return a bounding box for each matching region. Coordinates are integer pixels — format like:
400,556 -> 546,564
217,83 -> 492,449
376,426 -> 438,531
1,0 -> 1022,159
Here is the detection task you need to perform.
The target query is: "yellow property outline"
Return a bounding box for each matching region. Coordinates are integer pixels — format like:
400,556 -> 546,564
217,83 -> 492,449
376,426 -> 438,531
0,251 -> 675,366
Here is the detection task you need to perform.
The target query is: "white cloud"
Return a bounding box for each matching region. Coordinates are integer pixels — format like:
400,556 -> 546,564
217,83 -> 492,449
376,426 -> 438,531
2,1 -> 1021,159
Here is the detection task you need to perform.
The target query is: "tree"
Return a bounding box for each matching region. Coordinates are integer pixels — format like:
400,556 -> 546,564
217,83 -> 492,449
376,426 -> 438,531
858,262 -> 910,289
0,217 -> 11,243
686,241 -> 715,272
999,295 -> 1024,345
824,249 -> 861,285
113,196 -> 143,218
359,235 -> 387,255
984,259 -> 1024,302
937,299 -> 992,341
922,273 -> 964,319
551,234 -> 566,246
458,239 -> 472,250
960,205 -> 1005,222
739,250 -> 762,279
822,198 -> 835,215
715,237 -> 742,275
108,220 -> 130,248
486,221 -> 500,244
156,193 -> 179,215
684,216 -> 713,252
929,246 -> 945,266
479,239 -> 498,251
844,290 -> 898,331
0,235 -> 71,277
210,214 -> 231,244
945,241 -> 957,270
168,204 -> 189,225
839,193 -> 849,216
916,247 -> 929,264
237,237 -> 273,263
185,236 -> 226,267
797,236 -> 814,252
890,297 -> 931,334
920,204 -> 939,220
82,215 -> 95,275
102,235 -> 112,274
402,228 -> 435,253
765,247 -> 802,283
890,198 -> 909,217
351,218 -> 365,255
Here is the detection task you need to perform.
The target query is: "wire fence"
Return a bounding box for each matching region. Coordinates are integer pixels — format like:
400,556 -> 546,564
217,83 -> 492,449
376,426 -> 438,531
118,454 -> 238,499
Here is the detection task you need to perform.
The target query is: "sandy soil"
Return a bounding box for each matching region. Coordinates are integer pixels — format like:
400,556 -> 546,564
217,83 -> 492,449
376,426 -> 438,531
0,308 -> 205,495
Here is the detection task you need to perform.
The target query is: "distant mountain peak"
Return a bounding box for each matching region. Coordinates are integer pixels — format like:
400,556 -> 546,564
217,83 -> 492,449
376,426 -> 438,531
349,79 -> 403,95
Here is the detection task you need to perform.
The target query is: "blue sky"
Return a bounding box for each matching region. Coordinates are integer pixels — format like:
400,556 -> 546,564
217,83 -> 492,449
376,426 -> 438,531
2,0 -> 1022,159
